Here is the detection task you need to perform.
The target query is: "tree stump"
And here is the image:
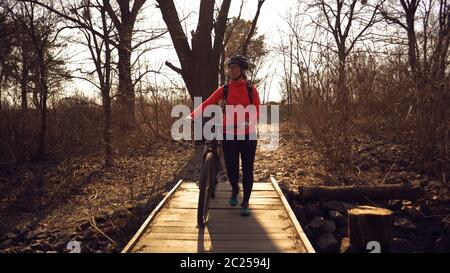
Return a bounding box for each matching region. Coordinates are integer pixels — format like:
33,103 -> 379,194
348,206 -> 393,253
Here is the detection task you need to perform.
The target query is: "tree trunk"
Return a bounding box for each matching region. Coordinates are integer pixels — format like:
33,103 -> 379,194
116,32 -> 135,131
103,90 -> 113,167
104,0 -> 147,132
19,46 -> 29,162
156,0 -> 231,101
35,47 -> 48,161
37,81 -> 48,161
298,184 -> 420,202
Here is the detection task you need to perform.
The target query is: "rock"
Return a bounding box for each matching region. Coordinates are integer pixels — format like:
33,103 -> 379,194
30,242 -> 43,250
401,205 -> 424,219
405,233 -> 431,252
304,204 -> 323,217
39,240 -> 50,251
53,237 -> 71,251
323,201 -> 345,214
322,220 -> 336,233
394,217 -> 416,230
48,234 -> 59,244
13,226 -> 29,237
24,231 -> 39,241
292,203 -> 307,221
78,220 -> 91,230
390,238 -> 416,253
388,200 -> 403,210
21,246 -> 33,253
402,200 -> 413,206
88,240 -> 98,249
328,210 -> 347,227
83,229 -> 93,240
103,243 -> 115,252
94,216 -> 107,225
316,233 -> 339,253
434,237 -> 450,253
307,216 -> 325,237
35,232 -> 48,240
68,231 -> 79,239
0,239 -> 14,249
295,169 -> 306,176
427,222 -> 445,235
1,233 -> 17,241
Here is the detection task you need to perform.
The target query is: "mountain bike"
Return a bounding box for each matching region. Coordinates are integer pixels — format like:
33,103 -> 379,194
192,120 -> 225,228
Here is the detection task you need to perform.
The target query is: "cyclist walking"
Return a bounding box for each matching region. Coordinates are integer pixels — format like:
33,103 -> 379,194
188,55 -> 261,217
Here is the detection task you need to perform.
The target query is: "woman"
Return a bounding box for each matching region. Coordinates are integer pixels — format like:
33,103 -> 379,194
188,55 -> 261,216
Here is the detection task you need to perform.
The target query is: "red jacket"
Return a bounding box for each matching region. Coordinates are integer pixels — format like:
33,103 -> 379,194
190,79 -> 261,135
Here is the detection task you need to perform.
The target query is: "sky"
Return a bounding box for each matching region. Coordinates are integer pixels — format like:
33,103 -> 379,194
65,0 -> 299,103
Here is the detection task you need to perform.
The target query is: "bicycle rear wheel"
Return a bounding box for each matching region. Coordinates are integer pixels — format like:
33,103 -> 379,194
197,152 -> 213,228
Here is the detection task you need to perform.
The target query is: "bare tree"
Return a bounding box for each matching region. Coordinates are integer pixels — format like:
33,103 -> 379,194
71,0 -> 114,166
102,0 -> 146,131
380,0 -> 420,77
381,0 -> 450,158
309,0 -> 381,169
155,0 -> 232,100
25,0 -> 166,132
11,0 -> 66,160
242,0 -> 266,56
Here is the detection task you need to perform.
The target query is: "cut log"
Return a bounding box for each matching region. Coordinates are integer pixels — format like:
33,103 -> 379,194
348,206 -> 393,253
298,184 -> 420,202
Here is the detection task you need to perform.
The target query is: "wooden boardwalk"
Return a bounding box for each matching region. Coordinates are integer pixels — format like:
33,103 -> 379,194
122,177 -> 315,253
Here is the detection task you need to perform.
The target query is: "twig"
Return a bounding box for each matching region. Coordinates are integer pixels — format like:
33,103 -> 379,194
381,157 -> 397,184
0,140 -> 16,164
90,217 -> 116,245
424,214 -> 450,219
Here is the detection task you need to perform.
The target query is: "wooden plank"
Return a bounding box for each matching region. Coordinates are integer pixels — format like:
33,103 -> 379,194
167,202 -> 285,210
121,179 -> 184,253
142,233 -> 298,241
168,196 -> 283,205
270,176 -> 316,253
172,190 -> 279,198
134,239 -> 302,253
142,225 -> 297,234
151,218 -> 293,228
154,208 -> 290,222
180,182 -> 274,191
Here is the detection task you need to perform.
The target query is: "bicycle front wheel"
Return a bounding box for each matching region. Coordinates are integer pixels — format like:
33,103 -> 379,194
197,152 -> 213,228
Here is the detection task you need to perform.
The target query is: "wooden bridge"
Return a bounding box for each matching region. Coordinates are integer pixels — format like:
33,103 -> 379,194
122,176 -> 315,253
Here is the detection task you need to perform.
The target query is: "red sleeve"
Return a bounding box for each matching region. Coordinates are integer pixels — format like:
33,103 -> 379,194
190,85 -> 224,119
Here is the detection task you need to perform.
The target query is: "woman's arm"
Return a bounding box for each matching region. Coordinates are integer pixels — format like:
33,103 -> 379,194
189,86 -> 225,119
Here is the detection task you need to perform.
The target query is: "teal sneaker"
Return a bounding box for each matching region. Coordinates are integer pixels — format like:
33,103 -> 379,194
240,202 -> 250,216
229,190 -> 238,206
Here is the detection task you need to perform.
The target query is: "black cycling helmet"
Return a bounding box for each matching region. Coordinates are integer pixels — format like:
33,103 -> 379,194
227,55 -> 249,71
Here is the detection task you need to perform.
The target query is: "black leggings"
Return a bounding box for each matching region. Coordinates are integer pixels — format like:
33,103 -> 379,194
221,133 -> 257,204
